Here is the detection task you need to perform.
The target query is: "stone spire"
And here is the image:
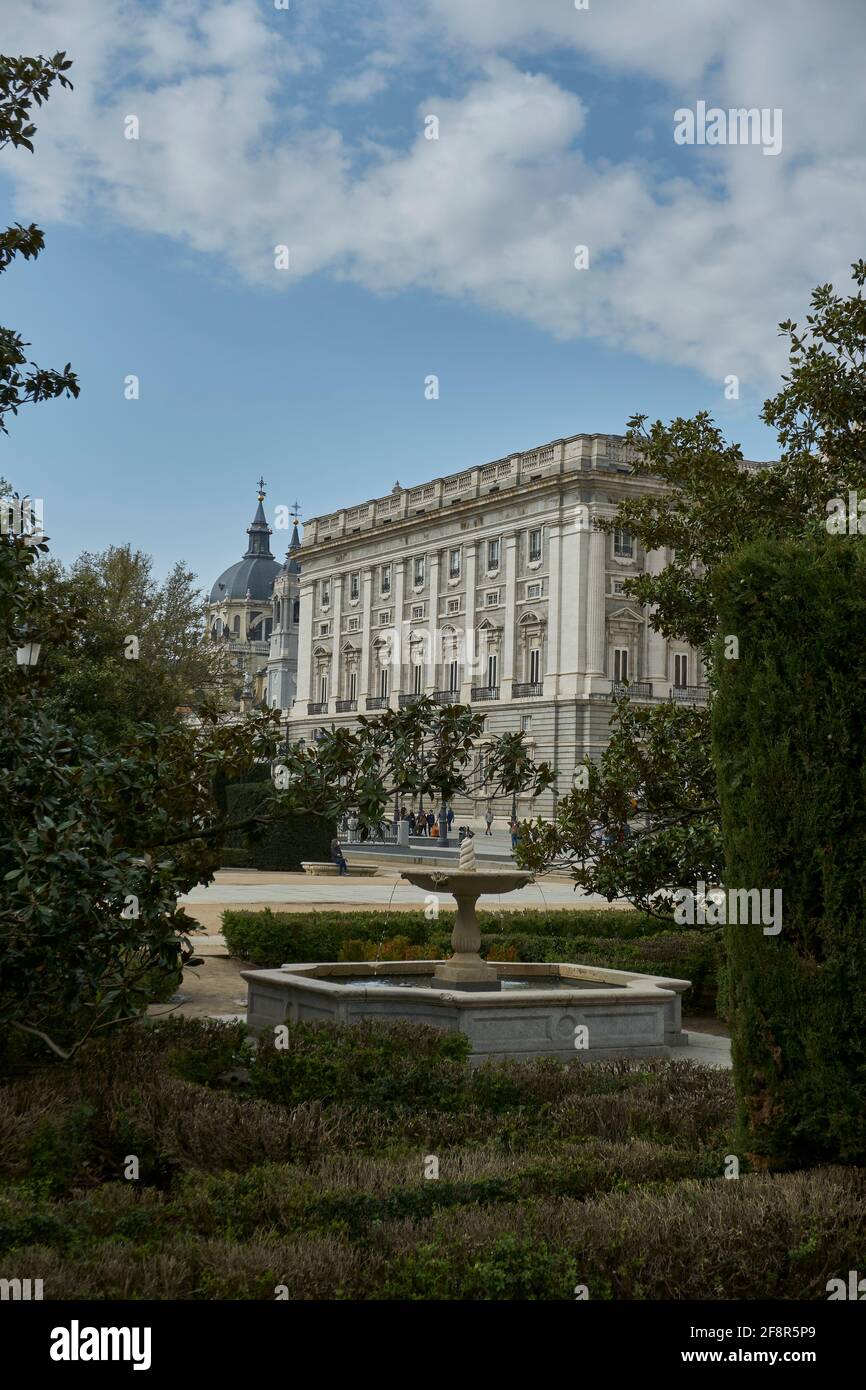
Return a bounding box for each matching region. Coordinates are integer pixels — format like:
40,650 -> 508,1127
245,479 -> 273,560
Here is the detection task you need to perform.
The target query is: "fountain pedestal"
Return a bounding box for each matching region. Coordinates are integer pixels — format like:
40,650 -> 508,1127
399,865 -> 534,990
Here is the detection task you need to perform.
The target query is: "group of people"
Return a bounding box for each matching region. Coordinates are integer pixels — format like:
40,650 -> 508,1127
398,805 -> 451,837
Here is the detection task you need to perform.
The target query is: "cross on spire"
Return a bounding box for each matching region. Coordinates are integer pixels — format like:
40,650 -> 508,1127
291,498 -> 301,520
256,476 -> 266,498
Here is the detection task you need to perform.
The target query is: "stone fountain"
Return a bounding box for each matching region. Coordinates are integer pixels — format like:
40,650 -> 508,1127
400,834 -> 531,989
242,834 -> 692,1062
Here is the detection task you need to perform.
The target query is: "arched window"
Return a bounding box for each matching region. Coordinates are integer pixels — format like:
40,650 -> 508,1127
293,599 -> 300,624
233,614 -> 240,635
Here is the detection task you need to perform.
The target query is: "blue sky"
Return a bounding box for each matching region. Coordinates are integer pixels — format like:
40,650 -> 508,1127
2,0 -> 864,589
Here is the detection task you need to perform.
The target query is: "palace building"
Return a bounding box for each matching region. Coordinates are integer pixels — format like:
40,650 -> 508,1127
210,433 -> 762,815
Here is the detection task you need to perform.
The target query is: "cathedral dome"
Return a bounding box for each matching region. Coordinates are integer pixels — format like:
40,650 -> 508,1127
209,488 -> 281,604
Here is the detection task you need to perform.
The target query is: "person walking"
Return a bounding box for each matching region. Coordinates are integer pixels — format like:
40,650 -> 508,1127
510,817 -> 520,852
484,806 -> 494,836
427,810 -> 435,835
446,806 -> 454,832
408,810 -> 416,834
330,838 -> 349,876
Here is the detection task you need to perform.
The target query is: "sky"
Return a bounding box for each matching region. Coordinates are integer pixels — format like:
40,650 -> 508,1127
2,0 -> 865,589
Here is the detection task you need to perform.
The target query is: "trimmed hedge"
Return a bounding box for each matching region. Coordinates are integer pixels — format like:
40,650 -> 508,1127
223,782 -> 333,871
712,533 -> 866,1166
2,1019 -> 864,1301
221,909 -> 720,1012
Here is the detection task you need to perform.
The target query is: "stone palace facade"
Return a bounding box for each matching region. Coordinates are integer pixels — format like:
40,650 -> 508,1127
267,430 -> 736,818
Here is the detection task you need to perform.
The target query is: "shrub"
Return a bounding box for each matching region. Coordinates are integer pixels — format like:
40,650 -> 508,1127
224,782 -> 333,871
222,910 -> 720,1010
249,1019 -> 471,1114
712,534 -> 866,1165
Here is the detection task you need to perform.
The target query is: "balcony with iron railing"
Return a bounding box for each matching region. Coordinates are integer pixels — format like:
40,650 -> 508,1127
471,686 -> 500,701
512,682 -> 543,698
670,684 -> 710,704
433,689 -> 459,704
399,693 -> 423,708
613,680 -> 653,700
335,699 -> 357,713
365,695 -> 389,711
307,702 -> 327,715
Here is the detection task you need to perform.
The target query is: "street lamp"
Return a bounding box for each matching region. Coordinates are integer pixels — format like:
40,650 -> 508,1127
16,641 -> 41,669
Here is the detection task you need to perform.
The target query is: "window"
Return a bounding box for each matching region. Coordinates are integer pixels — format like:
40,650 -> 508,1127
347,670 -> 358,702
349,572 -> 360,600
378,610 -> 390,626
448,659 -> 459,692
319,622 -> 330,636
612,579 -> 625,595
674,652 -> 689,687
449,548 -> 461,578
614,647 -> 629,683
487,538 -> 500,570
379,665 -> 390,699
487,653 -> 498,689
319,673 -> 328,704
233,615 -> 240,635
528,529 -> 542,562
273,601 -> 281,627
527,582 -> 542,599
529,647 -> 541,684
347,616 -> 359,632
614,527 -> 633,558
321,580 -> 331,607
413,556 -> 425,586
520,714 -> 532,733
447,598 -> 460,615
381,565 -> 391,595
486,590 -> 499,606
292,599 -> 300,624
411,604 -> 424,620
413,660 -> 423,694
264,618 -> 272,640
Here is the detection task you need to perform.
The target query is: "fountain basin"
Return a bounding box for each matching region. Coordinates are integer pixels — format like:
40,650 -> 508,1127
242,960 -> 691,1063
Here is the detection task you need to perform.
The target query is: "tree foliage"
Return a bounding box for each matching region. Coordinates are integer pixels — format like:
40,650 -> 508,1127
0,52 -> 79,431
531,261 -> 866,909
38,545 -> 234,740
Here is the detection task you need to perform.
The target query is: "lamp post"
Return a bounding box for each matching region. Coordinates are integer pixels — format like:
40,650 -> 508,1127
16,641 -> 41,669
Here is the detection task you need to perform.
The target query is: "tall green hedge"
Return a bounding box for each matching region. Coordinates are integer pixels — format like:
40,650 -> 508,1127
223,781 -> 333,871
712,532 -> 866,1166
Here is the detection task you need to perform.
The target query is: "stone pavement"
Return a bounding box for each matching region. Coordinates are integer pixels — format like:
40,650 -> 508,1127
180,870 -> 622,924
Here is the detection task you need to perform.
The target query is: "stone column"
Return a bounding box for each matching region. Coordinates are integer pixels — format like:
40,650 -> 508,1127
293,577 -> 314,711
545,520 -> 562,697
425,550 -> 440,693
502,531 -> 518,699
329,572 -> 343,710
645,546 -> 668,688
359,567 -> 373,705
461,539 -> 478,702
585,514 -> 608,683
392,558 -> 405,707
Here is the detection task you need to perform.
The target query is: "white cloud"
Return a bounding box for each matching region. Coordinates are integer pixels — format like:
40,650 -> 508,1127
2,0 -> 865,387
